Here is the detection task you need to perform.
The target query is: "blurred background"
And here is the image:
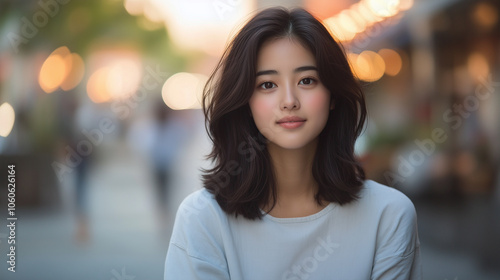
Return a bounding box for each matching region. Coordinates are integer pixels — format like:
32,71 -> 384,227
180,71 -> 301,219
0,0 -> 499,279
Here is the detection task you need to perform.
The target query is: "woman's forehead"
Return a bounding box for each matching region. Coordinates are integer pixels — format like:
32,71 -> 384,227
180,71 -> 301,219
256,38 -> 316,71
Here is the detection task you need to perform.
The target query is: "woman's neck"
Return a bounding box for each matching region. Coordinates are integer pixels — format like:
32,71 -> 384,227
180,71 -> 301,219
264,139 -> 326,217
268,142 -> 316,195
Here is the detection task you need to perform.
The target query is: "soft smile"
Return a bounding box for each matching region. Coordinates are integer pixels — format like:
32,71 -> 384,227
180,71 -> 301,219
276,116 -> 306,129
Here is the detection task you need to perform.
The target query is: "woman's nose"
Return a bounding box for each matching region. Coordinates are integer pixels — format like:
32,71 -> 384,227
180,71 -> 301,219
280,84 -> 300,110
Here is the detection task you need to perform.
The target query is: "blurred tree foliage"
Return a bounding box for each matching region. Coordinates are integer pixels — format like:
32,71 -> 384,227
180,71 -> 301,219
2,0 -> 187,70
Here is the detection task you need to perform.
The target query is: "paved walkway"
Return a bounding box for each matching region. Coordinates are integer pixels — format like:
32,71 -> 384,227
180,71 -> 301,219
0,110 -> 211,280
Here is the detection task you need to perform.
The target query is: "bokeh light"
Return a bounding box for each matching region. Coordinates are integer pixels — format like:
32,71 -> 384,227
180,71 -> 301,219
399,0 -> 414,11
322,0 -> 412,42
107,59 -> 142,100
356,1 -> 381,25
162,72 -> 208,110
39,46 -> 85,93
346,52 -> 359,77
0,102 -> 15,137
86,49 -> 142,103
355,50 -> 386,82
472,2 -> 498,29
124,0 -> 143,15
61,53 -> 85,91
338,10 -> 363,34
467,52 -> 490,81
366,0 -> 400,18
378,48 -> 402,76
87,66 -> 113,103
324,17 -> 356,42
39,46 -> 70,93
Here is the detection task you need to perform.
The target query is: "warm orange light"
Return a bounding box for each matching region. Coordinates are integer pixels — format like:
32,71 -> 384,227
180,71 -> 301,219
39,46 -> 85,93
87,67 -> 113,103
356,1 -> 382,25
39,46 -> 71,93
323,17 -> 356,42
366,0 -> 400,18
143,2 -> 164,23
399,0 -> 414,11
86,48 -> 143,103
61,53 -> 85,91
51,46 -> 71,58
320,0 -> 412,44
346,9 -> 368,33
106,59 -> 142,100
124,0 -> 254,56
124,0 -> 143,16
472,2 -> 498,29
378,49 -> 402,76
338,11 -> 362,34
356,51 -> 385,82
467,52 -> 490,81
304,0 -> 344,21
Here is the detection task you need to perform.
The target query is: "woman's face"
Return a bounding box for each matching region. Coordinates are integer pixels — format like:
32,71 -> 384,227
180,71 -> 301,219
249,37 -> 333,151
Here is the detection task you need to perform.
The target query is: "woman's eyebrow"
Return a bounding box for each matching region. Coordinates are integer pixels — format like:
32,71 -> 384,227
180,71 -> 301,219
256,66 -> 318,77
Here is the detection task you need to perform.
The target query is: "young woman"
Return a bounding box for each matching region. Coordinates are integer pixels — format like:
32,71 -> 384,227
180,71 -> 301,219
165,7 -> 421,280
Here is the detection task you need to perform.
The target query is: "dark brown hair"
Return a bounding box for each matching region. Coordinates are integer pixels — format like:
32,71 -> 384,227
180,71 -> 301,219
201,6 -> 367,220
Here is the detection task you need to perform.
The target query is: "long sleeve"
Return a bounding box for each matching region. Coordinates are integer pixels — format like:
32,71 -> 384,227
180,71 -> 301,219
165,242 -> 230,280
371,192 -> 422,280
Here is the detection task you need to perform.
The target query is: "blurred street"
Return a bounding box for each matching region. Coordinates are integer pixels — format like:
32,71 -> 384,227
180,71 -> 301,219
0,110 -> 211,280
1,117 -> 499,279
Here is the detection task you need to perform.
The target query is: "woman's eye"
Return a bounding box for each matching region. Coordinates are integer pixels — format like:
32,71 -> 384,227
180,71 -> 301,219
300,78 -> 315,85
260,82 -> 275,89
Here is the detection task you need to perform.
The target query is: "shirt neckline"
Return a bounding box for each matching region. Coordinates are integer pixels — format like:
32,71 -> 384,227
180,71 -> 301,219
260,203 -> 336,223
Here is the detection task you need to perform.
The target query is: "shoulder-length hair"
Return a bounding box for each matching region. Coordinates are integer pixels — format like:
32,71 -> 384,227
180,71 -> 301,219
201,6 -> 367,220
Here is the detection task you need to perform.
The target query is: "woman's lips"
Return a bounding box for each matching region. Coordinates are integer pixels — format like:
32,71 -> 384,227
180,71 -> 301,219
276,116 -> 306,129
277,116 -> 306,123
277,120 -> 306,129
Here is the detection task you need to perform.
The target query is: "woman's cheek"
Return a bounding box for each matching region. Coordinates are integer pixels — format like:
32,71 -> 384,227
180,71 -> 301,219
306,90 -> 331,114
249,96 -> 277,141
250,97 -> 274,125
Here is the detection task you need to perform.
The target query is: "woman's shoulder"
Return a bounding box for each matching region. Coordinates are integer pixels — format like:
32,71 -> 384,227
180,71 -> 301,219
355,180 -> 417,216
169,189 -> 229,270
358,180 -> 421,265
175,188 -> 225,223
170,189 -> 227,253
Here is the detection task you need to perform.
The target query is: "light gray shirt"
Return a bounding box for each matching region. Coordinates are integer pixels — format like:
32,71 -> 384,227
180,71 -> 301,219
164,180 -> 422,279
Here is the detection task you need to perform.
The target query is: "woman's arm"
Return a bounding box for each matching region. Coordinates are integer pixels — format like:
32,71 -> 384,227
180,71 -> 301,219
371,193 -> 422,280
165,242 -> 230,280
